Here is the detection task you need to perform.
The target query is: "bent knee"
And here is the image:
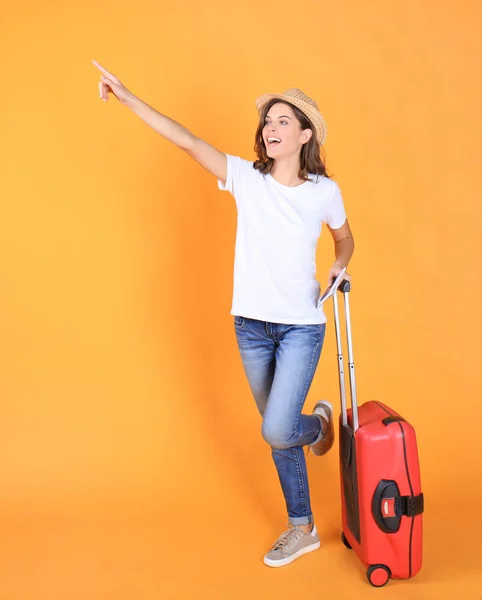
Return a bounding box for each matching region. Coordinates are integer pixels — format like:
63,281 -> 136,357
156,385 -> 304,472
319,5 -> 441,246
261,420 -> 293,449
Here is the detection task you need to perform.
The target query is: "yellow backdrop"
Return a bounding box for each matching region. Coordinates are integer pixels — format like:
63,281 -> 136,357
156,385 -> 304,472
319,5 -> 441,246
1,0 -> 481,598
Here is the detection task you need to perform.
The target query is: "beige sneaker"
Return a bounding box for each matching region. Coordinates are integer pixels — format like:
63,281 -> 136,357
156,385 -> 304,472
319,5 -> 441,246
309,401 -> 335,456
263,524 -> 320,567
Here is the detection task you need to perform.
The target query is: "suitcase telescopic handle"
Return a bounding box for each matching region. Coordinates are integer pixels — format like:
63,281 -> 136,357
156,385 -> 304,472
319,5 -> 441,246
333,279 -> 359,433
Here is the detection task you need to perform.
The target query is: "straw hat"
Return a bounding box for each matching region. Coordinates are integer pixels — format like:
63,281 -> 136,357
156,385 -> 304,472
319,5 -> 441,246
255,88 -> 327,146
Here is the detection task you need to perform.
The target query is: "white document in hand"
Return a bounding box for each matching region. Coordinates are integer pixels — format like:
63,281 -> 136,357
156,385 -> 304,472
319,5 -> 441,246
317,267 -> 347,309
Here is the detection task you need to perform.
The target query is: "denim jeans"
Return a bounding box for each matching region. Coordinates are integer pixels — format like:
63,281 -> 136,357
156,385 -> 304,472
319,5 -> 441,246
233,315 -> 326,525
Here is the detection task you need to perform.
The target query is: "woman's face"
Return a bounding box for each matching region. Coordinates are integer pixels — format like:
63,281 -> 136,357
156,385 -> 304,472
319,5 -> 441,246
262,102 -> 312,158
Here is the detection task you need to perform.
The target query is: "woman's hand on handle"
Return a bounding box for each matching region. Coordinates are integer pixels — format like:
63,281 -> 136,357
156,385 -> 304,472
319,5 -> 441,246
327,261 -> 351,287
93,60 -> 135,107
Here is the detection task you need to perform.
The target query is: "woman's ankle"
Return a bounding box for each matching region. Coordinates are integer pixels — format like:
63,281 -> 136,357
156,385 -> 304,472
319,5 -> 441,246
295,523 -> 314,534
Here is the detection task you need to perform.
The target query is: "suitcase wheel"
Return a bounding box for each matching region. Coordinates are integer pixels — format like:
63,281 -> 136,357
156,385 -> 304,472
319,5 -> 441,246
341,532 -> 352,550
367,564 -> 391,587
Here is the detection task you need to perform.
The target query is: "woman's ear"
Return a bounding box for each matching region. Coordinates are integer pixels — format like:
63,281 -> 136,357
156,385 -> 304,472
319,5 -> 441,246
301,129 -> 313,144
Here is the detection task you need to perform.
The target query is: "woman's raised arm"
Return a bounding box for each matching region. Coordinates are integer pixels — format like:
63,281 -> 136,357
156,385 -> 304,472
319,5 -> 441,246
93,60 -> 227,185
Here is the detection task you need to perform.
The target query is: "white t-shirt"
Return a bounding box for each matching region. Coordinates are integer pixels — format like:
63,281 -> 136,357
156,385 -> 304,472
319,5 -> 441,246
217,154 -> 347,325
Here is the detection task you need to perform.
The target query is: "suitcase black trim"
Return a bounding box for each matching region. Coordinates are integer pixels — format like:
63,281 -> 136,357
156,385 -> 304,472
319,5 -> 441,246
340,422 -> 361,544
373,402 -> 418,578
382,415 -> 405,426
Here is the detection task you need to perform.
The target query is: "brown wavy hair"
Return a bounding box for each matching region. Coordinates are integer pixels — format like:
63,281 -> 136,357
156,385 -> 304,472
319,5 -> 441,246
253,99 -> 331,182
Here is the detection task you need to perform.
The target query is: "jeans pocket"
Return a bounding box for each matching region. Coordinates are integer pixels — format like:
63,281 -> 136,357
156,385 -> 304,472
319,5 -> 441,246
234,315 -> 247,330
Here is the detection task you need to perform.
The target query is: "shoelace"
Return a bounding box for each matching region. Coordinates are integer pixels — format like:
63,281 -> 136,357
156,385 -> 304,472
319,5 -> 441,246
271,526 -> 304,552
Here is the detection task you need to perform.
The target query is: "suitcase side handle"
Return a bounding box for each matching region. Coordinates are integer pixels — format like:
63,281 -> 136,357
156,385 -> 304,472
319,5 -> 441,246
333,280 -> 359,432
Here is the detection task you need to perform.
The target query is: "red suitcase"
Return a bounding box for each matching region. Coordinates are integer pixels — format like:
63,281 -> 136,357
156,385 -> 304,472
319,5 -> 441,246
332,281 -> 424,587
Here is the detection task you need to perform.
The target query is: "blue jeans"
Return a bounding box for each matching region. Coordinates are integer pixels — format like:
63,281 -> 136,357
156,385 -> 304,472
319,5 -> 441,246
233,315 -> 326,525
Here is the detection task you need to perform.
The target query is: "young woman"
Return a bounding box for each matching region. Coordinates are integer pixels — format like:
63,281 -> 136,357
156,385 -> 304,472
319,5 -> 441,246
93,61 -> 355,568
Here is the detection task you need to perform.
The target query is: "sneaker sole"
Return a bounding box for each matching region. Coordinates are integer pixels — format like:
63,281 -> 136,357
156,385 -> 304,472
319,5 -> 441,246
263,540 -> 321,568
310,401 -> 334,456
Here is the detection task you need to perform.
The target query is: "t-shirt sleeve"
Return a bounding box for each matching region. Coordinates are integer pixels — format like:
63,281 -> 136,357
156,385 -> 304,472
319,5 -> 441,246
324,181 -> 347,229
217,154 -> 244,195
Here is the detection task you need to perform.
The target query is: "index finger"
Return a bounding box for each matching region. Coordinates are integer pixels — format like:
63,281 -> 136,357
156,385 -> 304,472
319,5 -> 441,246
92,60 -> 114,78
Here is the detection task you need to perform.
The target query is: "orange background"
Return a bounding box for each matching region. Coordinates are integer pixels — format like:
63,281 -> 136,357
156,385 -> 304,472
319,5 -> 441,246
1,0 -> 481,598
